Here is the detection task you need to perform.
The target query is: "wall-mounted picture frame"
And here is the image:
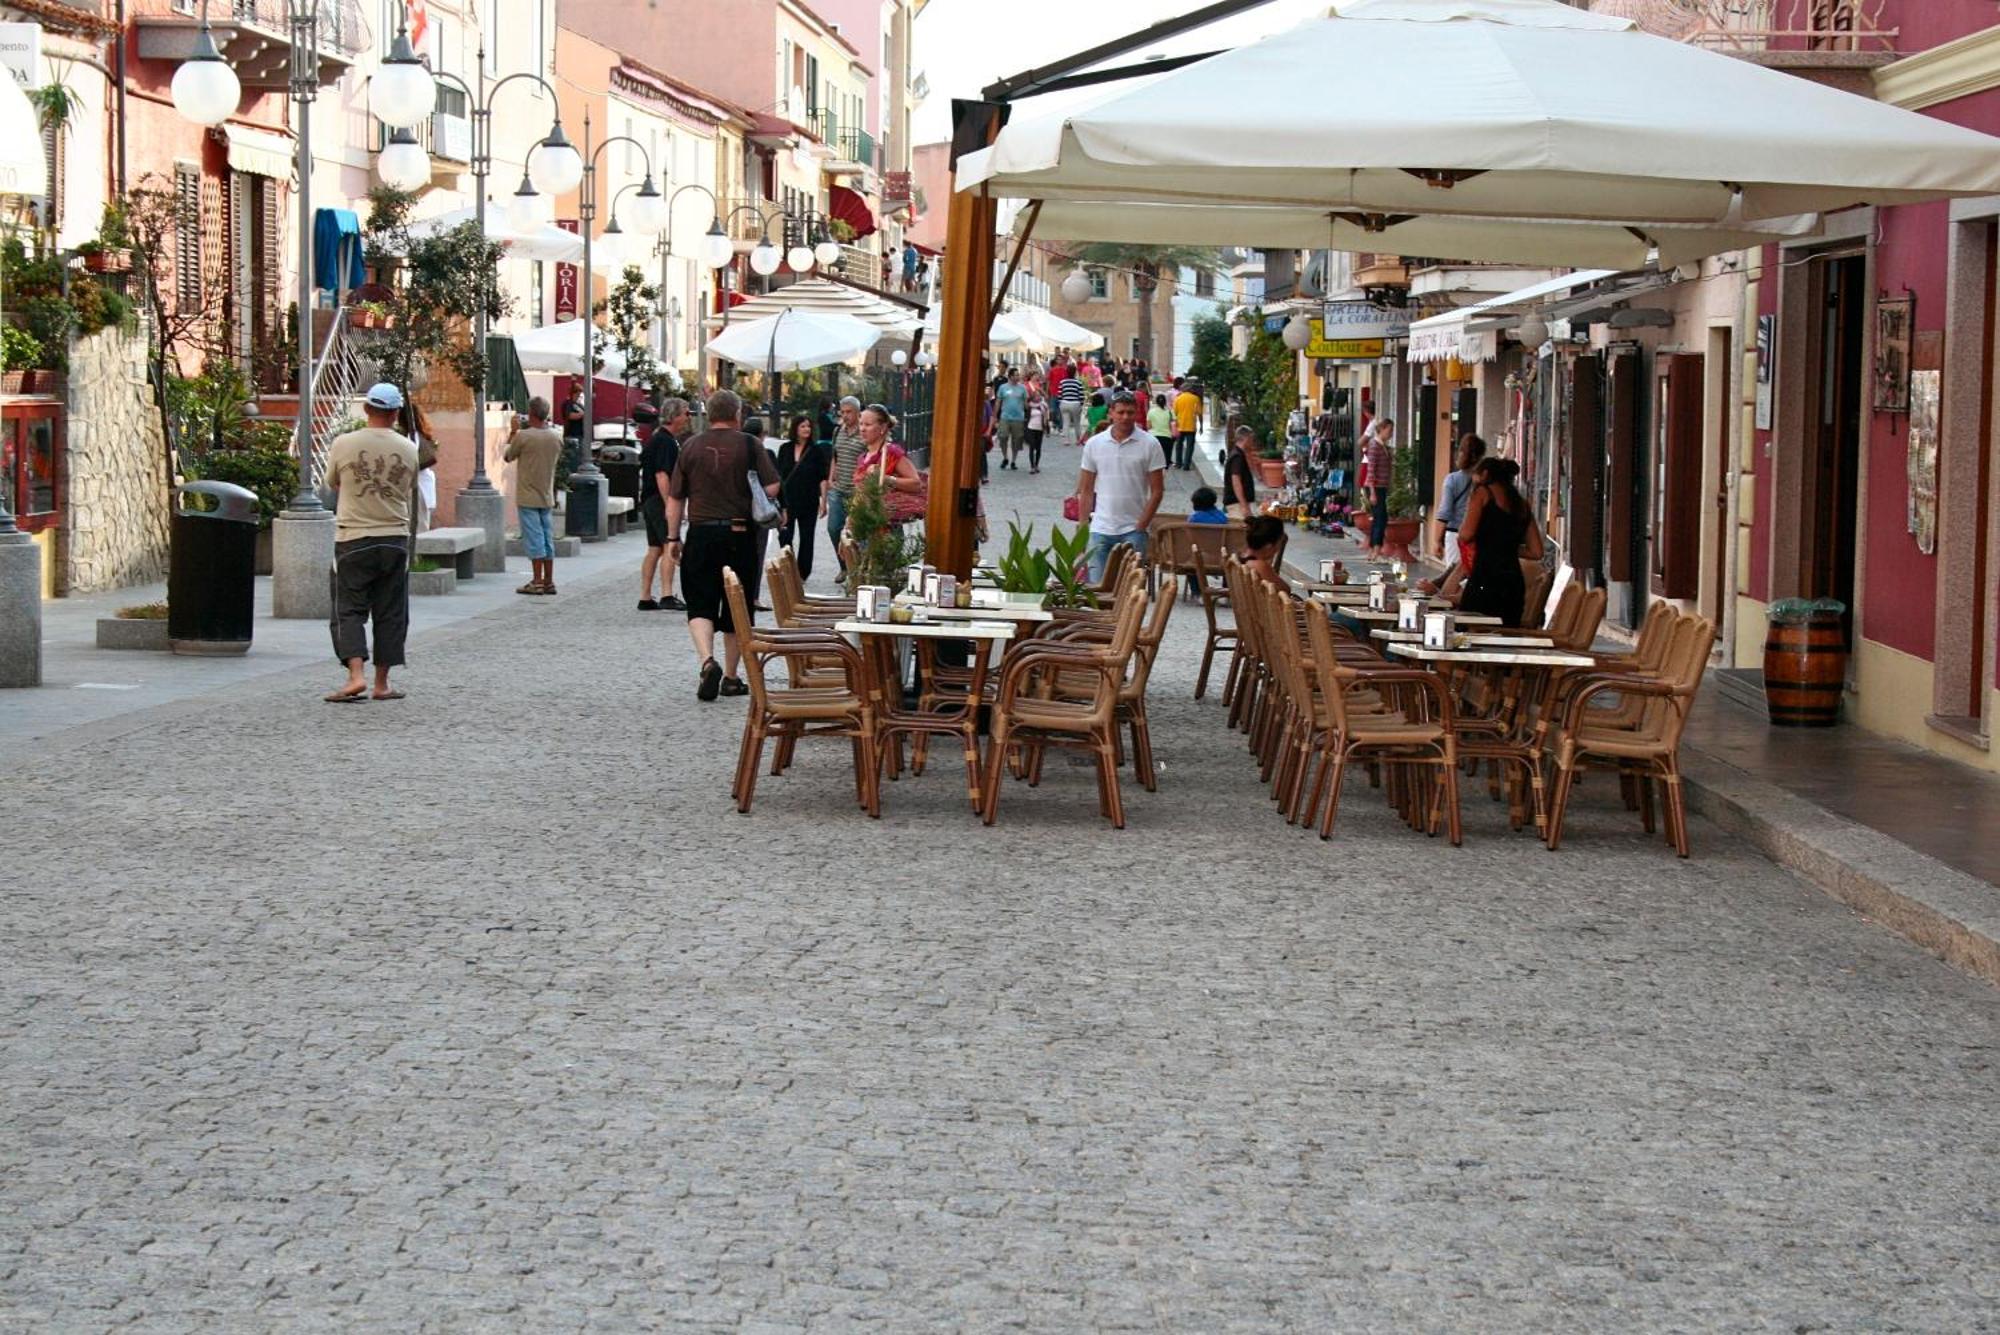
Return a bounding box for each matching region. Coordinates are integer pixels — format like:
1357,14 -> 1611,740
1874,295 -> 1913,414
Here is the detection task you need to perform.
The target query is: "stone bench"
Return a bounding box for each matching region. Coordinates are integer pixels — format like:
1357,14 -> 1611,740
606,495 -> 635,536
414,526 -> 484,579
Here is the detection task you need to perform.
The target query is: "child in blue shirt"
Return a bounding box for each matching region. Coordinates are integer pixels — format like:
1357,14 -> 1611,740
1188,486 -> 1228,525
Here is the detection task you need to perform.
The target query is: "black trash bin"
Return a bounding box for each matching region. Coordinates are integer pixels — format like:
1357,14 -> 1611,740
600,442 -> 641,516
565,471 -> 604,539
168,480 -> 260,655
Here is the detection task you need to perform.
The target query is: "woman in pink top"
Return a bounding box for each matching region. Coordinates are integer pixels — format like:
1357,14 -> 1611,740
852,404 -> 924,527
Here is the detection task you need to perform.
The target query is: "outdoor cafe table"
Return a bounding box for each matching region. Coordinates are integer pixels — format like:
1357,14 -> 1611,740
891,597 -> 1055,625
836,618 -> 1019,812
1371,629 -> 1555,649
1339,606 -> 1504,627
1387,641 -> 1597,834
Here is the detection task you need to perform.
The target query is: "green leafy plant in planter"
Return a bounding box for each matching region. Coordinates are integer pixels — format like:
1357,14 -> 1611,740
845,474 -> 925,589
1,326 -> 44,373
185,432 -> 300,524
116,602 -> 169,620
992,521 -> 1098,610
409,557 -> 443,574
1386,442 -> 1420,520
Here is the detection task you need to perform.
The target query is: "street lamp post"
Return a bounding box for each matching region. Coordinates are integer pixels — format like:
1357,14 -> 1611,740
423,43 -> 581,572
655,184 -> 735,398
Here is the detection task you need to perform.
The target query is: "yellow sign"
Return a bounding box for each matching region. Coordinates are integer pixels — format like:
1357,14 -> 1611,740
1304,321 -> 1385,360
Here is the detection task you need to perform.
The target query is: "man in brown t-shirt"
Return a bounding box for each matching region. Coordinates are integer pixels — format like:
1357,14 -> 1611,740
665,390 -> 781,700
503,396 -> 564,595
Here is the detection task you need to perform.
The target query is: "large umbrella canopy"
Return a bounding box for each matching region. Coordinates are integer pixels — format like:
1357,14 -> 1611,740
1021,200 -> 1820,270
1005,304 -> 1106,353
961,0 -> 2000,226
704,278 -> 926,334
923,307 -> 1056,355
708,310 -> 883,373
0,75 -> 44,196
511,319 -> 627,380
401,207 -> 584,264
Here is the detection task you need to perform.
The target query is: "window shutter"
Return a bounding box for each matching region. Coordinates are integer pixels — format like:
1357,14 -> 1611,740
1605,351 -> 1641,582
175,165 -> 203,310
1656,352 -> 1705,599
40,122 -> 62,232
258,178 -> 283,346
1566,354 -> 1604,581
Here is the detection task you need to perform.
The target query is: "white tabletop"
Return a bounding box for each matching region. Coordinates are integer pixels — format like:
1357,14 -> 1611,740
1371,629 -> 1555,648
1388,643 -> 1595,668
837,618 -> 1018,642
890,603 -> 1055,624
1339,607 -> 1503,626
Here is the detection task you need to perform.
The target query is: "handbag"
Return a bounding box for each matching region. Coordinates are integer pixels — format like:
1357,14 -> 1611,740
1062,495 -> 1081,523
869,445 -> 929,525
744,433 -> 783,530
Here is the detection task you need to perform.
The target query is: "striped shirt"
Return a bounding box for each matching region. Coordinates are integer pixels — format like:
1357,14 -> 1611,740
1058,376 -> 1086,404
829,426 -> 867,498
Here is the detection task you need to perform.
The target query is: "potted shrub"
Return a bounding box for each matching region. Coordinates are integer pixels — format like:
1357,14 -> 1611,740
1,326 -> 49,394
1256,440 -> 1288,489
1379,443 -> 1423,560
80,201 -> 135,274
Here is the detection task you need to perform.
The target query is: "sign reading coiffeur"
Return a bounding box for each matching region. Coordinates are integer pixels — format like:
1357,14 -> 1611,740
1304,321 -> 1386,361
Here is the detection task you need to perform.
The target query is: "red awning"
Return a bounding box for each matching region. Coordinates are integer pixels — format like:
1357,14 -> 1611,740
829,184 -> 877,241
909,240 -> 941,257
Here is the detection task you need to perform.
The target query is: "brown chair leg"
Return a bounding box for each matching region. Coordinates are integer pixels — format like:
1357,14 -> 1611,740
1318,749 -> 1350,840
732,715 -> 760,807
1663,765 -> 1691,858
1442,749 -> 1463,847
1131,705 -> 1157,792
1638,774 -> 1657,835
736,721 -> 767,813
1097,744 -> 1125,828
1196,638 -> 1216,699
979,727 -> 1007,825
1545,762 -> 1576,851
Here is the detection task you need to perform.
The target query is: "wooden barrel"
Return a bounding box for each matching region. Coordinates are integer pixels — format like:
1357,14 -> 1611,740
1763,612 -> 1847,726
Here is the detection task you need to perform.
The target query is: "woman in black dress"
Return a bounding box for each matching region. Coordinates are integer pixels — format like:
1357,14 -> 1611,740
777,415 -> 829,579
1458,458 -> 1545,627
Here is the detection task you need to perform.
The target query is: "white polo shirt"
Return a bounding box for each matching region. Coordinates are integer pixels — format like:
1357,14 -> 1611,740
1079,426 -> 1168,535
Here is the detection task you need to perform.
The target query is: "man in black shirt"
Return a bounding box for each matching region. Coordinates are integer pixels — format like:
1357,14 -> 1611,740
636,397 -> 690,610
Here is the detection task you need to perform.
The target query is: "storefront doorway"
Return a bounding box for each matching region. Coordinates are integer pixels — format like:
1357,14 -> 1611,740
1804,253 -> 1867,642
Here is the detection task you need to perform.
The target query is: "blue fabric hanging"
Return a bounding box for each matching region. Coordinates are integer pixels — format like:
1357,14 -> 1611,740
312,208 -> 366,295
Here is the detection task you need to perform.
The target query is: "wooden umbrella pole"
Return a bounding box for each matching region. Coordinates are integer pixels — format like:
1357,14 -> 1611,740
925,106 -> 1003,578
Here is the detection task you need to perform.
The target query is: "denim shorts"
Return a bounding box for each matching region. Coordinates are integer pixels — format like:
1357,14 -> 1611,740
518,506 -> 555,559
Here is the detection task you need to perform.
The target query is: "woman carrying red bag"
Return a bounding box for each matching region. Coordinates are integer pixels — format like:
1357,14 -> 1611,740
852,403 -> 927,528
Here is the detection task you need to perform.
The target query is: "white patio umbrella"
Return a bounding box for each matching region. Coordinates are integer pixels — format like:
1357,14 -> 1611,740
708,309 -> 883,372
923,307 -> 1049,355
1020,199 -> 1822,270
1005,305 -> 1105,353
704,278 -> 926,334
401,207 -> 584,264
960,0 -> 2000,228
510,319 -> 627,380
0,75 -> 44,196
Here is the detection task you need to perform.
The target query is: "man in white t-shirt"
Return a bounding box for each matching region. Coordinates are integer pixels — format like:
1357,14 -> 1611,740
1076,389 -> 1167,583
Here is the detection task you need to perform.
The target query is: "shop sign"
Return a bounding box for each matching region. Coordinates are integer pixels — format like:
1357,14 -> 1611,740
555,219 -> 580,322
1303,321 -> 1384,360
0,23 -> 41,88
1320,300 -> 1409,341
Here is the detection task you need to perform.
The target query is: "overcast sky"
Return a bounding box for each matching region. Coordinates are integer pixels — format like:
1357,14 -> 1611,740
911,0 -> 1334,145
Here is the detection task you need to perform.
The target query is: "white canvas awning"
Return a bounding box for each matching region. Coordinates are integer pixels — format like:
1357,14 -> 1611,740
0,75 -> 44,196
221,126 -> 295,180
511,320 -> 626,379
708,310 -> 883,373
1003,305 -> 1106,353
1407,268 -> 1617,363
703,278 -> 926,334
401,207 -> 585,265
961,0 -> 2000,231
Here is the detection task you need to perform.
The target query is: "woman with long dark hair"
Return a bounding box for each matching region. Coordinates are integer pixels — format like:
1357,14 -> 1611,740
776,414 -> 828,578
1457,457 -> 1546,627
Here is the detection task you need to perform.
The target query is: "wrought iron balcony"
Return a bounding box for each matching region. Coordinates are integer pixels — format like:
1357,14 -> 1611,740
1597,0 -> 1896,54
140,0 -> 371,88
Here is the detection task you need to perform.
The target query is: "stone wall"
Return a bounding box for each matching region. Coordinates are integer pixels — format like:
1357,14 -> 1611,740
62,330 -> 172,596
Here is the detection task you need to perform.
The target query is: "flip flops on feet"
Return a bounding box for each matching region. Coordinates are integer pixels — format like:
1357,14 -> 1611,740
324,685 -> 368,703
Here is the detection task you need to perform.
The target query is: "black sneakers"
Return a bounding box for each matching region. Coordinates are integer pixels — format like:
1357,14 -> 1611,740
698,658 -> 723,701
719,677 -> 748,698
659,595 -> 686,611
637,598 -> 660,611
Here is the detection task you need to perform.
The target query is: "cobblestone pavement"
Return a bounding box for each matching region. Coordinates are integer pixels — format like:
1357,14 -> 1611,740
3,456 -> 1998,1330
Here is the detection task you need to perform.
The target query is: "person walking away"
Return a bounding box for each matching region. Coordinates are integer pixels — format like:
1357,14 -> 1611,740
665,391 -> 782,700
820,396 -> 865,583
1024,378 -> 1049,475
1058,366 -> 1087,444
1222,425 -> 1259,520
324,383 -> 419,702
503,396 -> 564,595
1458,457 -> 1545,627
777,414 -> 829,579
995,367 -> 1028,470
1433,432 -> 1487,571
1172,378 -> 1203,471
1076,390 -> 1167,583
635,398 -> 689,611
1361,418 -> 1396,557
1147,392 -> 1174,441
401,403 -> 439,533
1046,355 -> 1071,436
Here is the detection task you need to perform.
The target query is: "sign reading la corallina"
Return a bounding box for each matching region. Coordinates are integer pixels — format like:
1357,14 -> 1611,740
1321,301 -> 1411,342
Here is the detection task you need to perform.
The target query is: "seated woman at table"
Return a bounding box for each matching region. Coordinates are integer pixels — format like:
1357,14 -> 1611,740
1457,457 -> 1545,626
1240,515 -> 1289,591
850,403 -> 924,531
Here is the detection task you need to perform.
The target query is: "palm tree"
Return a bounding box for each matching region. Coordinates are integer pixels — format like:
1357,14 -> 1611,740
1067,243 -> 1222,370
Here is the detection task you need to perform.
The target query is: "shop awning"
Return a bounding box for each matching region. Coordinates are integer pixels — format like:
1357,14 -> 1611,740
828,184 -> 877,241
220,125 -> 295,179
1407,268 -> 1618,363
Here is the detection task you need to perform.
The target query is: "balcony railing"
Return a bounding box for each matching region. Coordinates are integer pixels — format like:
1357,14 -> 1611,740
808,110 -> 877,169
1603,0 -> 1896,54
140,0 -> 370,87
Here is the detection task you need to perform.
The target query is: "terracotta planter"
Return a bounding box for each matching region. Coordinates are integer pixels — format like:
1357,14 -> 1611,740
1378,517 -> 1421,560
83,249 -> 133,274
1257,456 -> 1288,487
1,369 -> 60,396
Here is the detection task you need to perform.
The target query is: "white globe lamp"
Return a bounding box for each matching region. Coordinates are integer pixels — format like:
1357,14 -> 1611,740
623,183 -> 669,236
370,30 -> 436,130
813,237 -> 842,268
1515,314 -> 1550,346
891,349 -> 908,367
170,27 -> 240,128
786,244 -> 816,273
1281,312 -> 1313,350
748,240 -> 782,276
915,349 -> 935,368
528,127 -> 584,196
377,128 -> 431,191
1061,268 -> 1093,303
699,223 -> 734,270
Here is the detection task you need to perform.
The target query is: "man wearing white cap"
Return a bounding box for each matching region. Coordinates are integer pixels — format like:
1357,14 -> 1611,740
323,383 -> 419,702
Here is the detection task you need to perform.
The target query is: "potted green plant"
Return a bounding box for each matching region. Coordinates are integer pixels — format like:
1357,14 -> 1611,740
845,475 -> 926,589
992,521 -> 1098,609
1379,443 -> 1423,560
81,200 -> 135,274
1255,438 -> 1288,489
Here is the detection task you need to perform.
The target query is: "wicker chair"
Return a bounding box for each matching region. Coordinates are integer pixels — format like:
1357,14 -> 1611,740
723,569 -> 880,817
981,568 -> 1148,829
1543,613 -> 1717,857
1044,575 -> 1176,791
